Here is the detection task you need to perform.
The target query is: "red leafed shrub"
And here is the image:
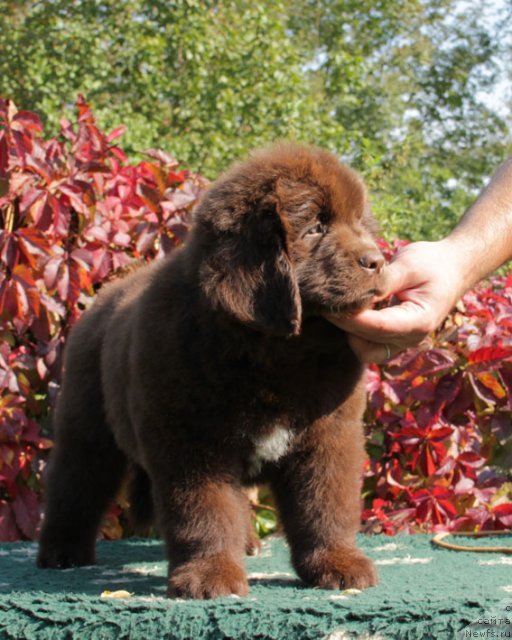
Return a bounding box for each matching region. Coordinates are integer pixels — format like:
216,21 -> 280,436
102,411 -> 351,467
362,240 -> 512,534
0,96 -> 205,540
0,99 -> 510,542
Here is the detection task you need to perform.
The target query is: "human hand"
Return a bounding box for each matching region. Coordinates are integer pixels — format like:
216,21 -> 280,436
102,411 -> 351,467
325,239 -> 467,363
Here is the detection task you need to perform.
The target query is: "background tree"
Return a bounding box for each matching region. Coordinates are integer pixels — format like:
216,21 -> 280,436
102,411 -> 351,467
0,0 -> 511,239
0,0 -> 336,176
288,0 -> 511,239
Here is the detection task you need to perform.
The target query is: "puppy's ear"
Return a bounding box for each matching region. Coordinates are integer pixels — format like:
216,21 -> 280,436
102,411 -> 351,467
200,193 -> 302,337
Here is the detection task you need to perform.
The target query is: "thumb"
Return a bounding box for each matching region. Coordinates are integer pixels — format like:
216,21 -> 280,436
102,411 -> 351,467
377,252 -> 419,300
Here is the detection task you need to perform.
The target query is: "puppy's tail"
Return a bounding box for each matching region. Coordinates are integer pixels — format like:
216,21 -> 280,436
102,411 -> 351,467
127,464 -> 154,531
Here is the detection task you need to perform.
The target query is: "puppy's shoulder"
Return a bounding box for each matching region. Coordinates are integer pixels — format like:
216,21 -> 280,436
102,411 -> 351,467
96,260 -> 158,310
68,262 -> 157,347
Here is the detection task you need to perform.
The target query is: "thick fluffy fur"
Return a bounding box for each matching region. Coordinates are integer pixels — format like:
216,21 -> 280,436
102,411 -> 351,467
37,143 -> 386,599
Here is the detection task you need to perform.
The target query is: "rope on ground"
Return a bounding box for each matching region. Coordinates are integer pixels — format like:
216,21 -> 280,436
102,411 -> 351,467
432,530 -> 512,553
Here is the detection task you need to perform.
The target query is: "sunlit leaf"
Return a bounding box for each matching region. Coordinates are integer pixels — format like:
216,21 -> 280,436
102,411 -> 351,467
11,484 -> 40,539
0,501 -> 19,541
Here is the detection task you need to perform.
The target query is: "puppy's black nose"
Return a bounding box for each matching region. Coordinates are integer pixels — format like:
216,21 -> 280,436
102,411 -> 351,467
358,251 -> 384,273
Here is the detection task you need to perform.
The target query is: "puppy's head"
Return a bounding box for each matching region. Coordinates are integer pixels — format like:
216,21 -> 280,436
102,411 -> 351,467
195,143 -> 386,337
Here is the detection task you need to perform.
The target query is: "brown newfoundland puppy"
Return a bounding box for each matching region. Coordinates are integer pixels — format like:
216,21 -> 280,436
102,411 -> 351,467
37,143 -> 386,599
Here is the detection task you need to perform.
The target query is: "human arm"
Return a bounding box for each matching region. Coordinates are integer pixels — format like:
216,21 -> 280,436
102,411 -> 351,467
443,157 -> 512,290
327,157 -> 512,363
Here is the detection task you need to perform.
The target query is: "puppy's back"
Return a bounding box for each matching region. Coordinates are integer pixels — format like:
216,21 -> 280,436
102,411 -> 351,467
52,262 -> 155,439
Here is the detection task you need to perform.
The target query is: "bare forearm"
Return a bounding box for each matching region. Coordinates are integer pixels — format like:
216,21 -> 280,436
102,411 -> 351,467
445,157 -> 512,296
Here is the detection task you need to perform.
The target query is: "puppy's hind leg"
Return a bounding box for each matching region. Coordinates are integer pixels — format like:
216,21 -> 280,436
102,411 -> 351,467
37,342 -> 127,569
37,429 -> 126,568
37,410 -> 127,568
127,463 -> 155,532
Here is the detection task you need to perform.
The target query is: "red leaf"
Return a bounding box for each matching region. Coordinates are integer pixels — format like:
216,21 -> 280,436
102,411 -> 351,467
59,117 -> 77,143
106,126 -> 126,143
0,500 -> 19,541
112,231 -> 131,247
0,131 -> 8,178
11,111 -> 43,134
56,262 -> 70,301
49,195 -> 70,236
21,149 -> 53,183
70,248 -> 92,270
8,171 -> 36,197
12,264 -> 40,318
19,187 -> 44,215
16,227 -> 52,269
420,444 -> 438,476
142,148 -> 179,167
0,232 -> 21,270
109,146 -> 127,163
12,263 -> 37,288
493,508 -> 512,528
163,186 -> 197,211
493,503 -> 512,518
411,376 -> 436,401
84,225 -> 109,243
454,477 -> 475,494
444,373 -> 475,419
136,181 -> 161,213
456,451 -> 485,469
498,363 -> 512,408
43,256 -> 63,290
57,183 -> 91,216
0,280 -> 16,319
134,223 -> 158,254
11,485 -> 40,539
167,222 -> 189,242
469,371 -> 506,403
76,94 -> 94,124
143,162 -> 167,194
90,247 -> 111,282
468,346 -> 512,366
29,195 -> 53,231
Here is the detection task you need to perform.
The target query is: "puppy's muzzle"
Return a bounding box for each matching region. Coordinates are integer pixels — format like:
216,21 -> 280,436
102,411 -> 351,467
358,250 -> 385,274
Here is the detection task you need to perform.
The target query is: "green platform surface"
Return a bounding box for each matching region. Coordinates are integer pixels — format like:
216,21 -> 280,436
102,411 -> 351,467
0,534 -> 510,640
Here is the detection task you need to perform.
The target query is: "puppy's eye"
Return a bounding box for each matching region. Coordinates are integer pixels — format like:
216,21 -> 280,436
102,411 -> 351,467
304,222 -> 326,238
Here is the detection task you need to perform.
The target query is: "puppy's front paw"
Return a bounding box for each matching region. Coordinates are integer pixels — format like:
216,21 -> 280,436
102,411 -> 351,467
296,547 -> 378,590
168,553 -> 249,599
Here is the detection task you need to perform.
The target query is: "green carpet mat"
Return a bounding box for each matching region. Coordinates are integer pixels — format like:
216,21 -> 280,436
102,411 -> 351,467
0,534 -> 510,639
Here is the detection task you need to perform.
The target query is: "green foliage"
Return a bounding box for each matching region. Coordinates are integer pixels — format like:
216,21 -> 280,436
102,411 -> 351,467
288,0 -> 511,240
0,0 -> 333,177
253,485 -> 278,538
0,0 -> 510,239
254,508 -> 278,538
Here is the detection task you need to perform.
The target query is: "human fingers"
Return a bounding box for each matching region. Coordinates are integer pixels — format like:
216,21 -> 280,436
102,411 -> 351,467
348,332 -> 435,364
347,335 -> 399,364
325,300 -> 432,348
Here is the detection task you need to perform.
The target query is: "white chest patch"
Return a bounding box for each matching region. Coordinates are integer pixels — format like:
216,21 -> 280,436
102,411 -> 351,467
247,424 -> 292,477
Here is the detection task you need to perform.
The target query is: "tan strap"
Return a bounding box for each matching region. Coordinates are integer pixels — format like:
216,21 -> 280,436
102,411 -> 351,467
432,530 -> 512,553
